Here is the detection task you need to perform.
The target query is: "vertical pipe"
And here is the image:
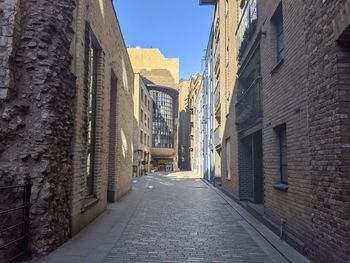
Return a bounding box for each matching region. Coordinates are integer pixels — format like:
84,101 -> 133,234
23,177 -> 32,259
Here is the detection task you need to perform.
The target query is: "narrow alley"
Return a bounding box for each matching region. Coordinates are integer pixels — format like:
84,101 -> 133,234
1,0 -> 349,262
36,172 -> 306,263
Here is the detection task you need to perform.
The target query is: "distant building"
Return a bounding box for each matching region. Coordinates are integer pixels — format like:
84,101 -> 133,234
128,48 -> 179,172
179,73 -> 206,177
188,74 -> 204,174
178,79 -> 192,170
133,74 -> 153,176
203,27 -> 214,182
193,77 -> 204,177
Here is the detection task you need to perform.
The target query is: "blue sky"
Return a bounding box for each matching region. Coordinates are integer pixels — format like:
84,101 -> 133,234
113,0 -> 213,80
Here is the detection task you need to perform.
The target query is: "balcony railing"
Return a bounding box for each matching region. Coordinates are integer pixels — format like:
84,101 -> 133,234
236,0 -> 257,62
214,51 -> 220,74
214,125 -> 221,148
236,77 -> 262,131
214,17 -> 220,41
214,83 -> 220,110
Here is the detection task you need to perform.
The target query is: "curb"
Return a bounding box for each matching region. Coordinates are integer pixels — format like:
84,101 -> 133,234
201,178 -> 310,263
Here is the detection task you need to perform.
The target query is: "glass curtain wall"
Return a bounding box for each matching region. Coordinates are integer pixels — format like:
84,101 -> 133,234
150,90 -> 174,148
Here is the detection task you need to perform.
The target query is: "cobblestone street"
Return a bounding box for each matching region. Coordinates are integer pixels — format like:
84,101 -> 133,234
37,172 -> 307,263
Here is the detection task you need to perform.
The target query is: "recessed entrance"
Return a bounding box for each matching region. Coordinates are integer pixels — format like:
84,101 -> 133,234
239,130 -> 263,204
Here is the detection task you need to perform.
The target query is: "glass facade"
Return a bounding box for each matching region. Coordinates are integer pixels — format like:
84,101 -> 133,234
150,90 -> 174,148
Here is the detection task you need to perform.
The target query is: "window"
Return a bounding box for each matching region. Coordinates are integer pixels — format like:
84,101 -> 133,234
148,99 -> 151,110
276,124 -> 287,184
141,89 -> 144,102
150,90 -> 174,148
144,113 -> 147,125
140,130 -> 143,144
272,3 -> 284,63
84,23 -> 101,196
141,109 -> 143,122
145,94 -> 147,105
226,138 -> 231,180
144,133 -> 147,146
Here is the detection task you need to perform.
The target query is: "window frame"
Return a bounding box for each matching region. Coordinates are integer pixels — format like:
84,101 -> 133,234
84,23 -> 102,196
276,124 -> 288,184
271,3 -> 285,63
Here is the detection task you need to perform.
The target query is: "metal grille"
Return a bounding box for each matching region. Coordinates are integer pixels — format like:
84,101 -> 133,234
236,78 -> 262,131
0,178 -> 32,263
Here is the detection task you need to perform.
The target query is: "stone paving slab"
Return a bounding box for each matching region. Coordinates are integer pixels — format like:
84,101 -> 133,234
35,172 -> 306,263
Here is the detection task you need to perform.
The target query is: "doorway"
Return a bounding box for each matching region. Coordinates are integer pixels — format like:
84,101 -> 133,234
239,130 -> 263,203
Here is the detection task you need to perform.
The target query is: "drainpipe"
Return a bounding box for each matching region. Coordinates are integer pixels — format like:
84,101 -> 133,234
280,218 -> 287,239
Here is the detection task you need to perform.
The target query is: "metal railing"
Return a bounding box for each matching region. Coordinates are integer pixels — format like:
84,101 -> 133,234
214,17 -> 220,41
214,125 -> 221,147
236,0 -> 257,60
236,78 -> 262,131
0,178 -> 32,263
214,83 -> 221,110
214,52 -> 220,74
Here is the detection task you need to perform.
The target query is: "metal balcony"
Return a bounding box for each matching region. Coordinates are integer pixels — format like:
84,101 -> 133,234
214,17 -> 220,41
214,83 -> 220,110
199,0 -> 217,5
236,78 -> 262,131
236,0 -> 257,61
214,125 -> 221,148
214,52 -> 220,75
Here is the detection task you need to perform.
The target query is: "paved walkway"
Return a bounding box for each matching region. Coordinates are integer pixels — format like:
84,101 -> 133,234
36,172 -> 307,263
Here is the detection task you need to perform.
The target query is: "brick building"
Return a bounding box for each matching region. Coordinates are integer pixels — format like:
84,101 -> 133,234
201,0 -> 240,187
178,79 -> 192,170
132,74 -> 153,176
128,48 -> 179,172
201,0 -> 350,262
179,74 -> 205,173
0,0 -> 134,259
187,74 -> 204,173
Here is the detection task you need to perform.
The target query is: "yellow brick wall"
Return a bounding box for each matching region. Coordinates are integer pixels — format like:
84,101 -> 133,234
128,48 -> 179,88
69,0 -> 134,234
133,74 -> 153,174
220,0 -> 240,198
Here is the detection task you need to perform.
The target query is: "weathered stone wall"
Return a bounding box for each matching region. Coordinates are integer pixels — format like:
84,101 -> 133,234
0,0 -> 19,99
0,0 -> 76,257
305,0 -> 350,262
